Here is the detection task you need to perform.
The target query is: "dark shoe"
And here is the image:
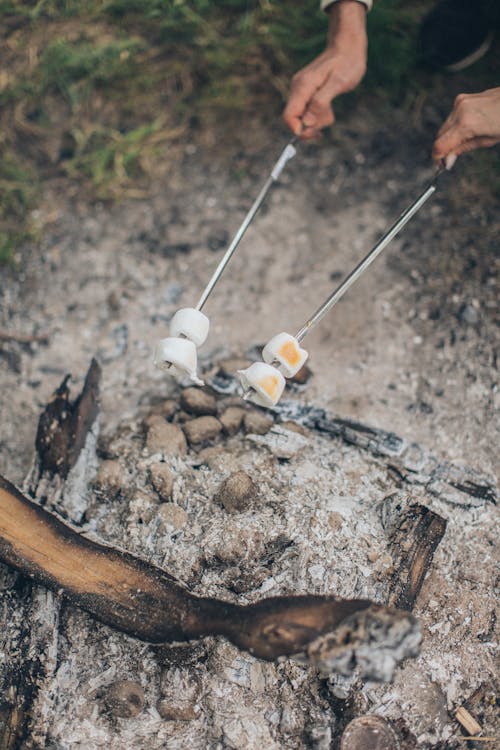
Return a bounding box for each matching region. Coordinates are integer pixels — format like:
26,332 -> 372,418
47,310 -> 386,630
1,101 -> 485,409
418,0 -> 494,71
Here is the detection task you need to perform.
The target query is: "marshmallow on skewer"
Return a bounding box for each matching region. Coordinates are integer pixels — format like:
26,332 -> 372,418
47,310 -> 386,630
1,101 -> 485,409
153,337 -> 204,386
169,308 -> 210,347
262,332 -> 308,378
237,362 -> 285,408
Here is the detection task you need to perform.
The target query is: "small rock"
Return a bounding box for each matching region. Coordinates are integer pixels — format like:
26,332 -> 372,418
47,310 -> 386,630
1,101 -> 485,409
191,445 -> 224,468
328,512 -> 344,531
243,410 -> 274,435
183,416 -> 222,445
216,471 -> 258,513
148,399 -> 178,421
157,700 -> 198,721
146,418 -> 187,456
149,463 -> 174,499
218,357 -> 252,377
104,680 -> 145,719
128,491 -> 158,524
340,716 -> 399,750
94,460 -> 124,491
457,302 -> 479,325
279,420 -> 309,436
180,387 -> 217,416
157,503 -> 188,530
219,406 -> 245,436
289,363 -> 312,385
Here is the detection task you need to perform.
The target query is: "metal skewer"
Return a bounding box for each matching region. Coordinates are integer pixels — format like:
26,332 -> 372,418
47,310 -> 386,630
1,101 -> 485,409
294,167 -> 445,343
195,140 -> 298,312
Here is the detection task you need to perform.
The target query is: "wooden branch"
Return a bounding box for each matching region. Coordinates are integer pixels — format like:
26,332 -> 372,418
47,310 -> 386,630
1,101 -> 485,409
386,501 -> 447,611
0,474 -> 419,666
35,358 -> 101,477
264,401 -> 498,508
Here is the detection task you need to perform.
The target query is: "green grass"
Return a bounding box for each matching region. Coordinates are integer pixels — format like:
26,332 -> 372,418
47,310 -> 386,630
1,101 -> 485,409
0,0 -> 498,262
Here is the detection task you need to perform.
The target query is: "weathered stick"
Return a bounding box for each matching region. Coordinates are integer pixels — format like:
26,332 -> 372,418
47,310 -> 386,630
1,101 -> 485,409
0,474 -> 419,665
385,501 -> 447,611
35,357 -> 101,478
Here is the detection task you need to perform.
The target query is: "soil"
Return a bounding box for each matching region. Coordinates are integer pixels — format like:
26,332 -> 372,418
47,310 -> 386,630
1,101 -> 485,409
0,98 -> 498,749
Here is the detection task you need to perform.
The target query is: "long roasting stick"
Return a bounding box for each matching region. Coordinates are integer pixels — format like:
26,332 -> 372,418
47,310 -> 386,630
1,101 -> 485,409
295,168 -> 444,343
195,141 -> 297,311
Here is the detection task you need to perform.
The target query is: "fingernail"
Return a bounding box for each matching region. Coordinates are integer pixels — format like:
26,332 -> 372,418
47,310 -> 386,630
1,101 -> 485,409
445,153 -> 457,170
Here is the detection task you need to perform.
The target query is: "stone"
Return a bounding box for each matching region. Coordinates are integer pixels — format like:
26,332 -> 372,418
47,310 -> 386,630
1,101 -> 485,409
457,302 -> 479,325
157,502 -> 188,530
128,491 -> 158,525
149,463 -> 174,499
180,387 -> 217,416
146,418 -> 187,456
216,471 -> 258,513
104,680 -> 145,719
151,399 -> 178,420
143,400 -> 178,428
183,416 -> 222,445
289,363 -> 313,385
219,406 -> 245,436
243,410 -> 274,435
340,716 -> 400,750
94,460 -> 124,491
157,700 -> 198,721
279,420 -> 309,436
218,357 -> 252,377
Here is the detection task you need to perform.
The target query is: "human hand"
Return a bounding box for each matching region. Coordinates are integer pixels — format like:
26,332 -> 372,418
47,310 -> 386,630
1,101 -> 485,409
283,0 -> 368,140
433,87 -> 500,166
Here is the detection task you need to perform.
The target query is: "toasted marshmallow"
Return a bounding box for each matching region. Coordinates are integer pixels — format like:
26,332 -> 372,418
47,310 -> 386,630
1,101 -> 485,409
262,332 -> 308,378
153,337 -> 204,386
237,362 -> 286,408
169,308 -> 210,347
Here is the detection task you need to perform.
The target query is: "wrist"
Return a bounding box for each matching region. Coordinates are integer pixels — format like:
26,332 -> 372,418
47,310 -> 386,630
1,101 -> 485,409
326,0 -> 368,51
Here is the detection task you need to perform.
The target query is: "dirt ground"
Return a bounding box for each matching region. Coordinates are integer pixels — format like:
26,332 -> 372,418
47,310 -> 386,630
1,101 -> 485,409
0,99 -> 498,749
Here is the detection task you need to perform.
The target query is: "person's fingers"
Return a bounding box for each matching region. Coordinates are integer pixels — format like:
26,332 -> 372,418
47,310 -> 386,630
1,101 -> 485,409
452,135 -> 498,155
283,68 -> 325,134
432,121 -> 471,161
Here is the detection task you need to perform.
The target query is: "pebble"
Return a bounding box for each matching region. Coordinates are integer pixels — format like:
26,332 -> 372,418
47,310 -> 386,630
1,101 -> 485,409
183,416 -> 222,445
150,399 -> 178,420
219,406 -> 245,436
457,302 -> 479,325
289,363 -> 313,385
180,387 -> 217,416
340,716 -> 399,750
279,420 -> 309,436
218,357 -> 252,377
157,502 -> 188,530
149,462 -> 174,499
157,700 -> 198,721
104,680 -> 145,719
146,417 -> 187,456
216,470 -> 258,513
94,460 -> 124,491
243,410 -> 274,435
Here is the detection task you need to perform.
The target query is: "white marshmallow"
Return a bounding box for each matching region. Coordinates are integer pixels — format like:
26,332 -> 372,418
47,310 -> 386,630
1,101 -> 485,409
237,362 -> 286,408
169,308 -> 210,347
153,337 -> 204,386
262,332 -> 308,378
